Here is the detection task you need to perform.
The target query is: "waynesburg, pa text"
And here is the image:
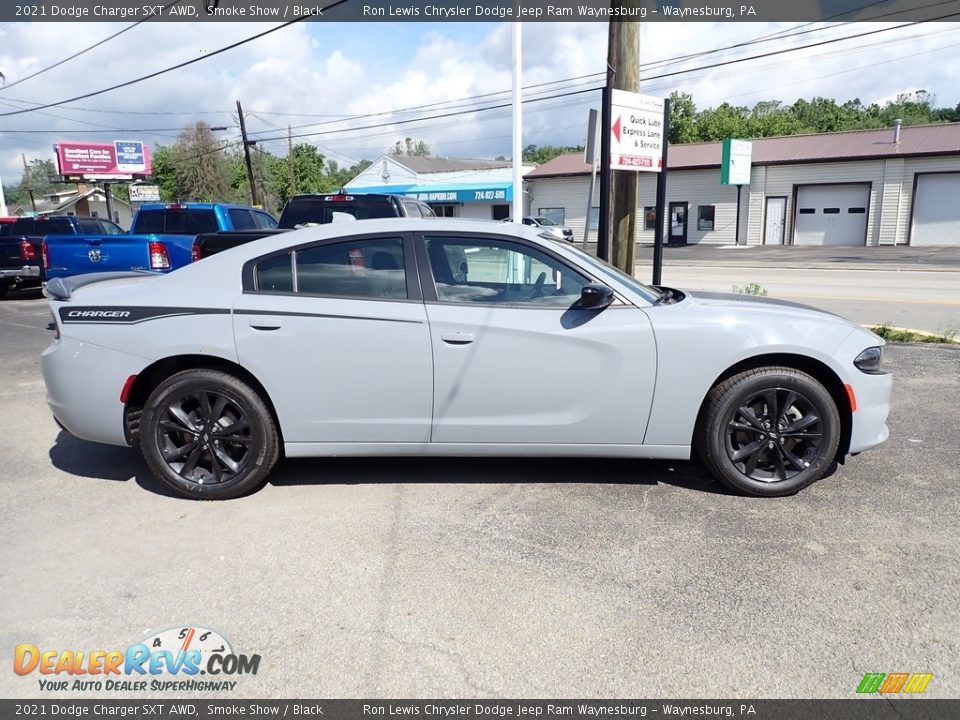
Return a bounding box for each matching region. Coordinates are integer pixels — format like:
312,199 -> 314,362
360,4 -> 757,19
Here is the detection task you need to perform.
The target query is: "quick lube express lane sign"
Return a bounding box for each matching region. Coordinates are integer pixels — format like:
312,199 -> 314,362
610,89 -> 665,172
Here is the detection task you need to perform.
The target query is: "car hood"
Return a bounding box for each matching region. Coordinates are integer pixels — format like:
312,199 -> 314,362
681,289 -> 841,316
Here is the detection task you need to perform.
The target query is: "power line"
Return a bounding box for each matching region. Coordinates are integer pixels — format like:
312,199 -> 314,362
0,1 -> 185,94
247,16 -> 960,147
0,0 -> 354,118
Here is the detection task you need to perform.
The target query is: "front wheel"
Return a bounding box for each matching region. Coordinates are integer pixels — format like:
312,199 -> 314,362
697,367 -> 841,497
140,369 -> 279,500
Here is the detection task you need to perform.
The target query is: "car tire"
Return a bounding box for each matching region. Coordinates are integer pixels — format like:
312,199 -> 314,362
0,282 -> 9,300
696,366 -> 840,497
140,369 -> 279,500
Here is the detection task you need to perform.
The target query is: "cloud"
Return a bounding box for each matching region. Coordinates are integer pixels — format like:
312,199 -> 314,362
1,19 -> 958,184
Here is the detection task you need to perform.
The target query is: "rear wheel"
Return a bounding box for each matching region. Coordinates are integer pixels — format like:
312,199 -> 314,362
140,369 -> 279,500
697,367 -> 840,497
0,282 -> 9,300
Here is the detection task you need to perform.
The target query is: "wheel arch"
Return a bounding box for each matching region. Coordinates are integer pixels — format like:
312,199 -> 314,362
123,354 -> 284,449
694,352 -> 853,463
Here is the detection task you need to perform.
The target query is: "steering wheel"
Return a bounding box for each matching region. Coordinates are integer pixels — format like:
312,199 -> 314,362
528,272 -> 546,300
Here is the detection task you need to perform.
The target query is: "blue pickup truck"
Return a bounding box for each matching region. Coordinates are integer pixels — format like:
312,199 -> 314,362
43,203 -> 277,280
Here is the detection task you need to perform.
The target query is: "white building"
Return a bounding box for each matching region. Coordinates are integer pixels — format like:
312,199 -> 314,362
346,155 -> 535,220
524,122 -> 960,247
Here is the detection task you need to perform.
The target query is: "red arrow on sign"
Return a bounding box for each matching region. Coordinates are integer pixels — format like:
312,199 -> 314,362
612,115 -> 621,142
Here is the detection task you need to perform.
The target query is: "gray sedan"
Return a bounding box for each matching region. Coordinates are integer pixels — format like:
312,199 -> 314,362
40,219 -> 891,500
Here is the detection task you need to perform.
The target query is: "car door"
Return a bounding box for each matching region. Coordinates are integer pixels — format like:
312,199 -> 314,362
232,233 -> 433,445
418,233 -> 657,446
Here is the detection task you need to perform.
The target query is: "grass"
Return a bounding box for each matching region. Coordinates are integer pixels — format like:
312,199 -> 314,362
731,282 -> 768,296
868,323 -> 959,344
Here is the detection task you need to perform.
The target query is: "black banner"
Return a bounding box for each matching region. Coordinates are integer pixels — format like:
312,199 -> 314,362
1,700 -> 957,720
3,0 -> 960,23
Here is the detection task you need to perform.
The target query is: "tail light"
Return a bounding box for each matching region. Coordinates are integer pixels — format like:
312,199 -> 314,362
191,239 -> 202,262
19,239 -> 36,261
149,241 -> 170,270
41,241 -> 49,270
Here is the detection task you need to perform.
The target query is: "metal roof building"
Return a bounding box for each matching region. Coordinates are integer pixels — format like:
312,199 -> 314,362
524,122 -> 960,247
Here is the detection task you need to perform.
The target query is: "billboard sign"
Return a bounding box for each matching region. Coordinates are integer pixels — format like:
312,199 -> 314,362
55,141 -> 152,180
609,89 -> 665,172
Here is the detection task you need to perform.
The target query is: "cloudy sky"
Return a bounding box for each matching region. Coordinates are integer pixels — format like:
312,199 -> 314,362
1,15 -> 960,182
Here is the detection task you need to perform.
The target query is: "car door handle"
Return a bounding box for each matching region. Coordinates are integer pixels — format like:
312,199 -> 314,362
441,332 -> 474,345
249,318 -> 282,331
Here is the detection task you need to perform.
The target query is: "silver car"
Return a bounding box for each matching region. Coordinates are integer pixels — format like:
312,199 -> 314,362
505,216 -> 575,242
41,219 -> 891,500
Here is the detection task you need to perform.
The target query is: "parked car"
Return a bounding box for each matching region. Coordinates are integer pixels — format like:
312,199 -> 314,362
504,216 -> 575,242
192,193 -> 434,260
43,203 -> 276,280
40,219 -> 891,501
1,215 -> 124,298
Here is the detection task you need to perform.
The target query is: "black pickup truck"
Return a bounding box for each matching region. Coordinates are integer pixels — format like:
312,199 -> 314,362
193,193 -> 435,260
0,215 -> 124,298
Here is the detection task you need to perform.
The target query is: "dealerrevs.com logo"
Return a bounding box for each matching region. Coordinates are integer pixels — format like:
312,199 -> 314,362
14,626 -> 260,692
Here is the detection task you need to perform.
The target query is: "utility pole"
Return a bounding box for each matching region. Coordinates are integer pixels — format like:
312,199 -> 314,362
21,153 -> 36,213
609,5 -> 641,274
287,125 -> 295,197
236,100 -> 258,206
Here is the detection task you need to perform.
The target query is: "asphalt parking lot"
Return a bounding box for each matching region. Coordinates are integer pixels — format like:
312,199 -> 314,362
1,289 -> 958,699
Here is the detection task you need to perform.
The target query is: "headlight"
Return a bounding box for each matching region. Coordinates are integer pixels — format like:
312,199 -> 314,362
854,346 -> 883,373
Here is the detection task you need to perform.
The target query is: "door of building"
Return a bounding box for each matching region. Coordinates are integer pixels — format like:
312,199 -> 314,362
765,197 -> 786,244
669,202 -> 688,244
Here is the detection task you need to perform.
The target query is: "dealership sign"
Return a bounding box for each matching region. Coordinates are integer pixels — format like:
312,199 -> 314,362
721,139 -> 753,185
55,141 -> 152,180
609,90 -> 665,172
128,184 -> 161,202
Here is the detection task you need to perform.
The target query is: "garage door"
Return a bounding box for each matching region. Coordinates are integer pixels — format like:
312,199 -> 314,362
911,173 -> 960,246
793,184 -> 870,246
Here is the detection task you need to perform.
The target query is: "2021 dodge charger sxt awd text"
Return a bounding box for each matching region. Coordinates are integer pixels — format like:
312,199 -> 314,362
41,219 -> 891,500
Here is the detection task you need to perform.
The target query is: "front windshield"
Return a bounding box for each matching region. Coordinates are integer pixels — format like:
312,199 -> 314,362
535,217 -> 557,226
558,242 -> 664,304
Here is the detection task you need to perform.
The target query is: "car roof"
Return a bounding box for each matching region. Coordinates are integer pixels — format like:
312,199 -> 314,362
136,202 -> 262,211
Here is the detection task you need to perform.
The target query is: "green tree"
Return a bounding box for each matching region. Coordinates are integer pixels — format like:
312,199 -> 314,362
391,137 -> 430,157
169,121 -> 233,202
668,92 -> 698,144
521,144 -> 584,164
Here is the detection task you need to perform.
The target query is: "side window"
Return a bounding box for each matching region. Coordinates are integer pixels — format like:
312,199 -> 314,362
296,237 -> 406,300
228,208 -> 258,230
402,201 -> 423,218
419,202 -> 436,217
99,220 -> 123,234
78,219 -> 101,234
538,208 -> 565,225
255,253 -> 294,293
424,237 -> 588,307
255,212 -> 279,229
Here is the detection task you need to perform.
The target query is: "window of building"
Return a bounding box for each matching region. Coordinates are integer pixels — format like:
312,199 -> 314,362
697,205 -> 716,231
848,207 -> 866,214
538,208 -> 565,225
431,204 -> 457,218
823,208 -> 841,214
798,208 -> 816,214
644,207 -> 657,231
588,207 -> 600,231
491,205 -> 510,221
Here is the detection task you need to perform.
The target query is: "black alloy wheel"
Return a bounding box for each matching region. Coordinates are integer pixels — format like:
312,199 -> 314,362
697,366 -> 841,497
140,369 -> 279,499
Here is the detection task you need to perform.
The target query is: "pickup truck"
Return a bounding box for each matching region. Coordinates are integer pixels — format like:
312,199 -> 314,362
1,215 -> 124,298
43,203 -> 278,280
193,193 -> 435,259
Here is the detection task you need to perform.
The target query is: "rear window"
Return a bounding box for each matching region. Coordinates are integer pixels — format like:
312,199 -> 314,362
133,209 -> 219,234
228,208 -> 257,230
12,217 -> 75,235
278,198 -> 398,228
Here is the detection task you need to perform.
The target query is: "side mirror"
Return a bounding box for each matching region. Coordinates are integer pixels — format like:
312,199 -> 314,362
580,283 -> 614,310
